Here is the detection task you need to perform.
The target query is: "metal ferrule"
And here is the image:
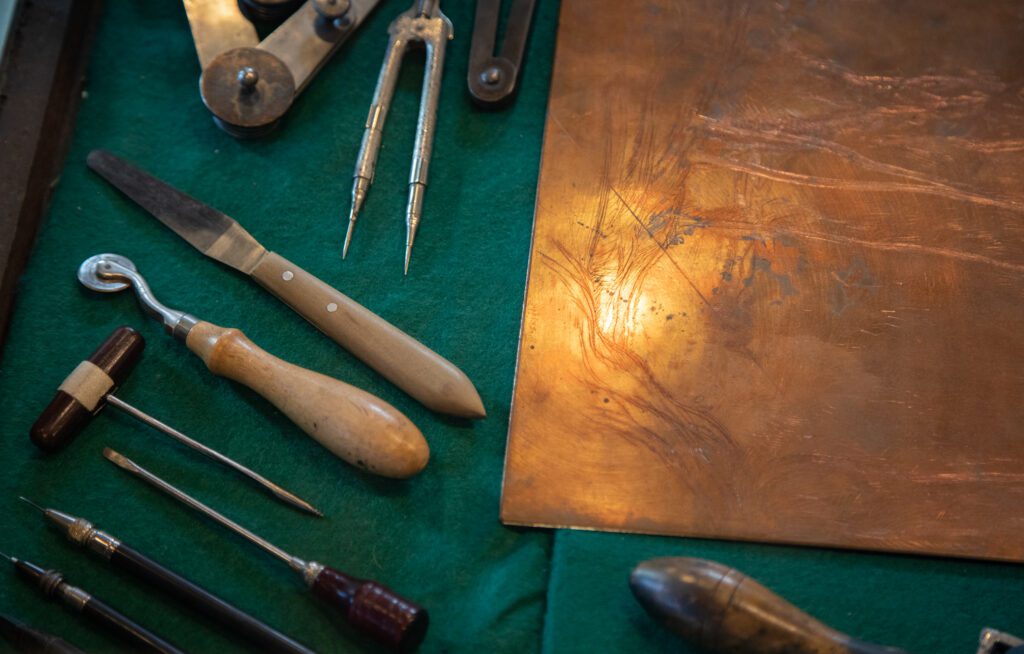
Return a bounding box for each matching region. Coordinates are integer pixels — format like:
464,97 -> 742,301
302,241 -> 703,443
171,314 -> 199,342
39,569 -> 66,597
95,259 -> 198,340
65,518 -> 122,560
300,560 -> 324,587
58,584 -> 93,611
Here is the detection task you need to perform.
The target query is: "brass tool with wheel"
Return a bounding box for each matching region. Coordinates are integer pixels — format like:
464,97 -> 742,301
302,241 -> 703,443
181,0 -> 382,136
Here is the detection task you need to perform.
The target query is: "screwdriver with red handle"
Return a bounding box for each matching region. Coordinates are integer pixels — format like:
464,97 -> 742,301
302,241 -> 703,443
103,448 -> 429,653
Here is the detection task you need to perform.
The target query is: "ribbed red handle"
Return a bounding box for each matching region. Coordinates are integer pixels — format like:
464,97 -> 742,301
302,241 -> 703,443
309,567 -> 428,652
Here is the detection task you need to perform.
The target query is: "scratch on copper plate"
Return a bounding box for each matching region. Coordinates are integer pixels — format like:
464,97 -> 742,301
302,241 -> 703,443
694,116 -> 1018,199
609,186 -> 713,307
688,154 -> 1024,213
951,138 -> 1024,154
908,472 -> 1024,484
780,228 -> 1024,274
550,112 -> 583,152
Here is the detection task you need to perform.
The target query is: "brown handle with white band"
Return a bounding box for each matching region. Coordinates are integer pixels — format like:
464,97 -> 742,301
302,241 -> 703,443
30,326 -> 146,452
185,321 -> 429,479
250,251 -> 486,419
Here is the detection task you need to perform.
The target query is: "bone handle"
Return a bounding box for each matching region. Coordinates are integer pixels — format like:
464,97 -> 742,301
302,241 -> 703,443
250,251 -> 485,419
185,321 -> 428,479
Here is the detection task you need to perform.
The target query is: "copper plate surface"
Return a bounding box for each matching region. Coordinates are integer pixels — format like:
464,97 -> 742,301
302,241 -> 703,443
502,0 -> 1024,561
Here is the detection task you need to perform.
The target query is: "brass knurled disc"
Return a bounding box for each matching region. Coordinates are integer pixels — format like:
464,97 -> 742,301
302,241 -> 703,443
200,48 -> 295,134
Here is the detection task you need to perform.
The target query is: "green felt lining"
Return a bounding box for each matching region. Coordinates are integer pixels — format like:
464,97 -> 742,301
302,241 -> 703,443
2,1 -> 1022,653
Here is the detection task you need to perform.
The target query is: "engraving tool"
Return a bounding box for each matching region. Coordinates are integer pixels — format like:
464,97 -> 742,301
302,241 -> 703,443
19,497 -> 315,654
87,150 -> 486,419
104,448 -> 429,652
78,253 -> 429,479
30,326 -> 321,515
1,551 -> 184,654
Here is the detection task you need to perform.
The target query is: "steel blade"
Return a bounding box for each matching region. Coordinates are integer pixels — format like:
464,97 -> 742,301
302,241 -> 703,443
87,150 -> 267,274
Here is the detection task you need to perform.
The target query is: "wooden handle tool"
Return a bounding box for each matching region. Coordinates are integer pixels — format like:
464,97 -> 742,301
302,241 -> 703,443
630,557 -> 907,654
250,251 -> 484,418
105,449 -> 429,652
86,149 -> 485,419
78,253 -> 428,479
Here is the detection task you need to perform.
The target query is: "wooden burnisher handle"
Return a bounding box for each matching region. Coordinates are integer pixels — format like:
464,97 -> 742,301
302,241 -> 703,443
630,558 -> 907,654
185,321 -> 428,479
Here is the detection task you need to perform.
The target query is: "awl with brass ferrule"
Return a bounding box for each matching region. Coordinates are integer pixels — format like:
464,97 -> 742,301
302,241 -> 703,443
79,253 -> 428,479
104,448 -> 429,652
1,551 -> 185,654
19,497 -> 315,654
86,149 -> 485,420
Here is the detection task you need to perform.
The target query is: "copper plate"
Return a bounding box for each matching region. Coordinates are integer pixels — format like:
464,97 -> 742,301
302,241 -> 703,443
502,0 -> 1024,561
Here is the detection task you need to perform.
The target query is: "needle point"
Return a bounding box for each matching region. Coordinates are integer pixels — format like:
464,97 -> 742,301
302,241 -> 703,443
0,551 -> 11,562
342,220 -> 355,259
18,496 -> 45,513
404,224 -> 416,276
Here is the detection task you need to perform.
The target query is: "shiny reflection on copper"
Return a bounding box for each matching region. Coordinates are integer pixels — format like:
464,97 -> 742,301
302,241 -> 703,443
502,0 -> 1024,561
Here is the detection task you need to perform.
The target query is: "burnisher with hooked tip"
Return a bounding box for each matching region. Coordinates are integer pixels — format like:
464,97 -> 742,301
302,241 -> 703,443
77,253 -> 428,479
29,325 -> 321,515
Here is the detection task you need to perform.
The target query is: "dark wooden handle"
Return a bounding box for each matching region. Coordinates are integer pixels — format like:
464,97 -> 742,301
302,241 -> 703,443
30,325 -> 145,452
630,557 -> 907,654
310,566 -> 428,652
111,543 -> 314,654
0,613 -> 87,654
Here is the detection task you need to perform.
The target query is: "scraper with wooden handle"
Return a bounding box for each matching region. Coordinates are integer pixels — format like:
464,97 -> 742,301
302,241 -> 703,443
86,149 -> 485,420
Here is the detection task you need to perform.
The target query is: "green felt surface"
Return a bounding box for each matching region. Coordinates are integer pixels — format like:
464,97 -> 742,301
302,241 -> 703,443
1,1 -> 1022,653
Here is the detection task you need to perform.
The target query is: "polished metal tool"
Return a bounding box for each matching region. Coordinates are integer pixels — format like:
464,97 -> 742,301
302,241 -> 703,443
0,613 -> 85,654
2,551 -> 185,654
978,629 -> 1024,654
631,557 -> 905,654
20,497 -> 315,654
182,0 -> 381,136
88,149 -> 485,419
467,0 -> 536,107
30,326 -> 321,515
631,558 -> 1024,654
78,253 -> 428,479
105,448 -> 429,652
343,0 -> 453,273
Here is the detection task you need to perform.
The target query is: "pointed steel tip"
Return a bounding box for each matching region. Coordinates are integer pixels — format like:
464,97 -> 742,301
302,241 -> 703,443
342,221 -> 355,259
0,551 -> 11,562
276,492 -> 323,517
17,496 -> 46,513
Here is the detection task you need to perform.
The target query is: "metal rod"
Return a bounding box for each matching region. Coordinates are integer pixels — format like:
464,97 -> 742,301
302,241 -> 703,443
103,448 -> 304,571
104,394 -> 322,517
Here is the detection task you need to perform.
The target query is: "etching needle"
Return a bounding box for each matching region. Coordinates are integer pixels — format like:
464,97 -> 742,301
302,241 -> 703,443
18,497 -> 315,654
1,550 -> 185,654
104,395 -> 323,517
103,448 -> 429,652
